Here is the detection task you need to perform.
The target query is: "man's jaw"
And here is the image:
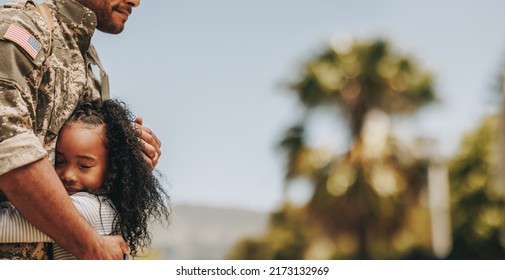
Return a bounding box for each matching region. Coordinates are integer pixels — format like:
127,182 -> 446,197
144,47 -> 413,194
113,5 -> 132,21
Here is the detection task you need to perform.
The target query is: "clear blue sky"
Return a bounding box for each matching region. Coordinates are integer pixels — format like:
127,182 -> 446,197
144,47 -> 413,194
98,0 -> 505,212
20,0 -> 505,212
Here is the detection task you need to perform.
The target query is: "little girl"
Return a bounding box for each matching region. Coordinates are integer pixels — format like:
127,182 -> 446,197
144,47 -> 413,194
0,99 -> 170,259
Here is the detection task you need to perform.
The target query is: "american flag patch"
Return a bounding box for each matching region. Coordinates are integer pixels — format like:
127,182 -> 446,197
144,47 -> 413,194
4,24 -> 41,59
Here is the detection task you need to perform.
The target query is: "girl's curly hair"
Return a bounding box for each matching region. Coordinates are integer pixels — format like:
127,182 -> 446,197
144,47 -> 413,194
65,99 -> 170,256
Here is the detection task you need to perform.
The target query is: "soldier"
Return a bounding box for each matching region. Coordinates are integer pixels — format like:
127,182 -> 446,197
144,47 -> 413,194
0,0 -> 161,259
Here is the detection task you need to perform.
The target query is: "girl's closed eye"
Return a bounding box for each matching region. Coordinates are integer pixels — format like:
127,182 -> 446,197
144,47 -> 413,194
55,156 -> 65,166
78,158 -> 97,169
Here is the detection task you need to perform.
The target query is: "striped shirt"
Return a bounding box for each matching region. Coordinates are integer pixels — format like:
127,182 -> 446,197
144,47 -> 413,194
0,192 -> 116,259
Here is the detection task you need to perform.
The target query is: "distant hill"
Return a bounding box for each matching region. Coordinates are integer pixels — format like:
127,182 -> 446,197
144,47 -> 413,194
138,204 -> 270,259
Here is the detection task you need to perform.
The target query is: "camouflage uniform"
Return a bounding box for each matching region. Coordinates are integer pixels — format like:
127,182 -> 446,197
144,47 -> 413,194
0,0 -> 109,259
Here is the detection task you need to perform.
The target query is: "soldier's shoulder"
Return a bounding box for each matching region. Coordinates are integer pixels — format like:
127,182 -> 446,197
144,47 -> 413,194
0,1 -> 43,28
0,0 -> 51,64
0,1 -> 51,58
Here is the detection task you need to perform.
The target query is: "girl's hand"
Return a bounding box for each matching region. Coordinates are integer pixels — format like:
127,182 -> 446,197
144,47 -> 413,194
133,117 -> 162,170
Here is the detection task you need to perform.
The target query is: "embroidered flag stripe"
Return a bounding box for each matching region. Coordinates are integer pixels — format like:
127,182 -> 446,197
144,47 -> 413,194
4,24 -> 41,59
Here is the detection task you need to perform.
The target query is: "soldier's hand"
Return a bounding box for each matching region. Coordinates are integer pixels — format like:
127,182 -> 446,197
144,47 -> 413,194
133,116 -> 162,170
101,235 -> 129,259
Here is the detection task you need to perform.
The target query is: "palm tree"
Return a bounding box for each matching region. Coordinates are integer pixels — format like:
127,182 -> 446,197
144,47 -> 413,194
230,38 -> 437,259
281,38 -> 437,259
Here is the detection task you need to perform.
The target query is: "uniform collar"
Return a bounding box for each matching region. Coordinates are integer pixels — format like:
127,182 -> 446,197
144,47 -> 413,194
45,0 -> 97,54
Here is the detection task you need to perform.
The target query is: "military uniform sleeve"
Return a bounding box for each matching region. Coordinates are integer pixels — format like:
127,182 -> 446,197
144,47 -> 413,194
0,24 -> 47,176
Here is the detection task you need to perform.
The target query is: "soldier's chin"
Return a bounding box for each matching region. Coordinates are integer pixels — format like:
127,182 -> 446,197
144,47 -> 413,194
97,22 -> 125,34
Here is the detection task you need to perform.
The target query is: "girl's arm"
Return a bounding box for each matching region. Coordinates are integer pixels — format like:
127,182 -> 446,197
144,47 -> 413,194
0,203 -> 52,243
53,192 -> 117,260
0,189 -> 115,243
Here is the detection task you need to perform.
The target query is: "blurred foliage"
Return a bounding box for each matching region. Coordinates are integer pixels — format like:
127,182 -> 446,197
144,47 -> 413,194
448,114 -> 505,259
228,206 -> 310,260
229,38 -> 438,259
290,38 -> 435,137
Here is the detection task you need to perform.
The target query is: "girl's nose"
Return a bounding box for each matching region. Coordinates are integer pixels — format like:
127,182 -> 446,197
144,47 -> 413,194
59,168 -> 77,184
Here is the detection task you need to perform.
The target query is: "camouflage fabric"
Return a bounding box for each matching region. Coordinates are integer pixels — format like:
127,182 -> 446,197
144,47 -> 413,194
0,0 -> 109,258
0,243 -> 49,260
0,0 -> 109,174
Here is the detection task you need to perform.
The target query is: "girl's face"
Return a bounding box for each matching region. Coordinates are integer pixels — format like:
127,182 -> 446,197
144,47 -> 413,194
55,123 -> 108,195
